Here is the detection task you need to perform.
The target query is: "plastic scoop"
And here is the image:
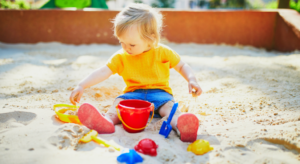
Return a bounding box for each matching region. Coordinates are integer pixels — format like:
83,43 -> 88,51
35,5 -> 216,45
159,102 -> 178,138
79,130 -> 120,151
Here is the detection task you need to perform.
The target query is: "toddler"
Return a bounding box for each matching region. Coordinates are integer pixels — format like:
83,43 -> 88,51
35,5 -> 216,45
70,3 -> 202,142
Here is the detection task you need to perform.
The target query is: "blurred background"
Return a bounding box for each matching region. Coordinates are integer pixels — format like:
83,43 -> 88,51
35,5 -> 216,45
0,0 -> 299,12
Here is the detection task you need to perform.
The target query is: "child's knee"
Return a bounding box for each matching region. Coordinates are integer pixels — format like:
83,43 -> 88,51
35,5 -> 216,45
106,98 -> 124,115
113,98 -> 124,106
159,101 -> 179,117
162,101 -> 174,109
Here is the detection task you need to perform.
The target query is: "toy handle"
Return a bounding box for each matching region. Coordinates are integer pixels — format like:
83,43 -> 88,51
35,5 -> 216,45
91,136 -> 120,151
116,104 -> 154,131
53,104 -> 79,111
166,102 -> 178,124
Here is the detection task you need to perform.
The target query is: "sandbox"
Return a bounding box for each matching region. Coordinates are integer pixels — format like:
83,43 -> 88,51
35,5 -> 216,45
0,9 -> 300,164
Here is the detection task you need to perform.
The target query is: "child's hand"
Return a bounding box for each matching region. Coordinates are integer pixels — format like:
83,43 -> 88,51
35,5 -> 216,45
69,86 -> 84,105
188,80 -> 202,97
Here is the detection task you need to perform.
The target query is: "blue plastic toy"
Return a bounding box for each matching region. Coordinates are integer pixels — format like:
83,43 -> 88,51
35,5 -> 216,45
159,102 -> 178,138
117,149 -> 143,164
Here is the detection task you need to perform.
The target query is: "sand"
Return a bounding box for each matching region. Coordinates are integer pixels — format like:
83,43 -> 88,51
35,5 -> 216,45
0,42 -> 299,164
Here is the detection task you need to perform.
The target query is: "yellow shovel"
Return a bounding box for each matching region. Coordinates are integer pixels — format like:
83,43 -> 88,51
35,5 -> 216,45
79,130 -> 120,151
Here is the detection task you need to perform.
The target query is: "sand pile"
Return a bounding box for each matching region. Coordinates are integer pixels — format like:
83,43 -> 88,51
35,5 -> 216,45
0,42 -> 299,164
48,123 -> 90,150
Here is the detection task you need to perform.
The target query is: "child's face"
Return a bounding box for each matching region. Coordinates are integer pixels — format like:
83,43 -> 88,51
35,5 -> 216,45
118,25 -> 151,56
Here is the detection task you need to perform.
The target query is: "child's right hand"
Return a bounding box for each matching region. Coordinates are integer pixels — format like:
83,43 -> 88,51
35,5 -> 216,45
69,85 -> 84,105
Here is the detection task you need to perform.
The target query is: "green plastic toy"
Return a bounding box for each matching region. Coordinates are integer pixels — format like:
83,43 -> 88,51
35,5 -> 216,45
41,0 -> 108,9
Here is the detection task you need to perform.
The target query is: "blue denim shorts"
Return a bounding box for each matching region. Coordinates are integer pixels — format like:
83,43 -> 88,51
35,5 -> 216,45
117,89 -> 175,118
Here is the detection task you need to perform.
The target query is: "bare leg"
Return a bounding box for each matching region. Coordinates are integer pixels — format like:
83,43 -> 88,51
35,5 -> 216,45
105,98 -> 124,125
159,101 -> 199,142
158,101 -> 181,130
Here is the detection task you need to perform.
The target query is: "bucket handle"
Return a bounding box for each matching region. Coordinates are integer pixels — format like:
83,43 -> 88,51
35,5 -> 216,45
116,104 -> 154,131
53,104 -> 79,111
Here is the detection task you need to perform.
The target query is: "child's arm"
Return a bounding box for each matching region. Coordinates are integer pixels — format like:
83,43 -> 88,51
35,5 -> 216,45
69,65 -> 113,105
174,60 -> 202,96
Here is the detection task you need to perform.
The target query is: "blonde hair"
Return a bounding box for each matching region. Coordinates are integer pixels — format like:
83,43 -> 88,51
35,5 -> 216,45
113,3 -> 163,47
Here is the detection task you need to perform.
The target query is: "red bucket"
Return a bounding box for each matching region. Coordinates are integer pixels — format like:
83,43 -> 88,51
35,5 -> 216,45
116,99 -> 154,133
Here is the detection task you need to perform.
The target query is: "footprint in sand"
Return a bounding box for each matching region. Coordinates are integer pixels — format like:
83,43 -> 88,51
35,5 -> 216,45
0,111 -> 36,131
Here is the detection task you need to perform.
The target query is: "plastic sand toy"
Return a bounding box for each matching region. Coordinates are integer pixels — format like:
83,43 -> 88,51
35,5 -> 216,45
117,149 -> 143,164
116,99 -> 154,133
187,139 -> 214,155
134,138 -> 159,156
159,102 -> 178,138
54,104 -> 80,124
79,130 -> 120,151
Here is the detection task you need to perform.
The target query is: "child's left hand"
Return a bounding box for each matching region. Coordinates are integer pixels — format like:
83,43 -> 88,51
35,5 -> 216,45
188,80 -> 202,97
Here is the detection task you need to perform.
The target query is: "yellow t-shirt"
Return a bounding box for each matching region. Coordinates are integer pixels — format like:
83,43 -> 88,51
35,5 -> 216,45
106,44 -> 181,95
